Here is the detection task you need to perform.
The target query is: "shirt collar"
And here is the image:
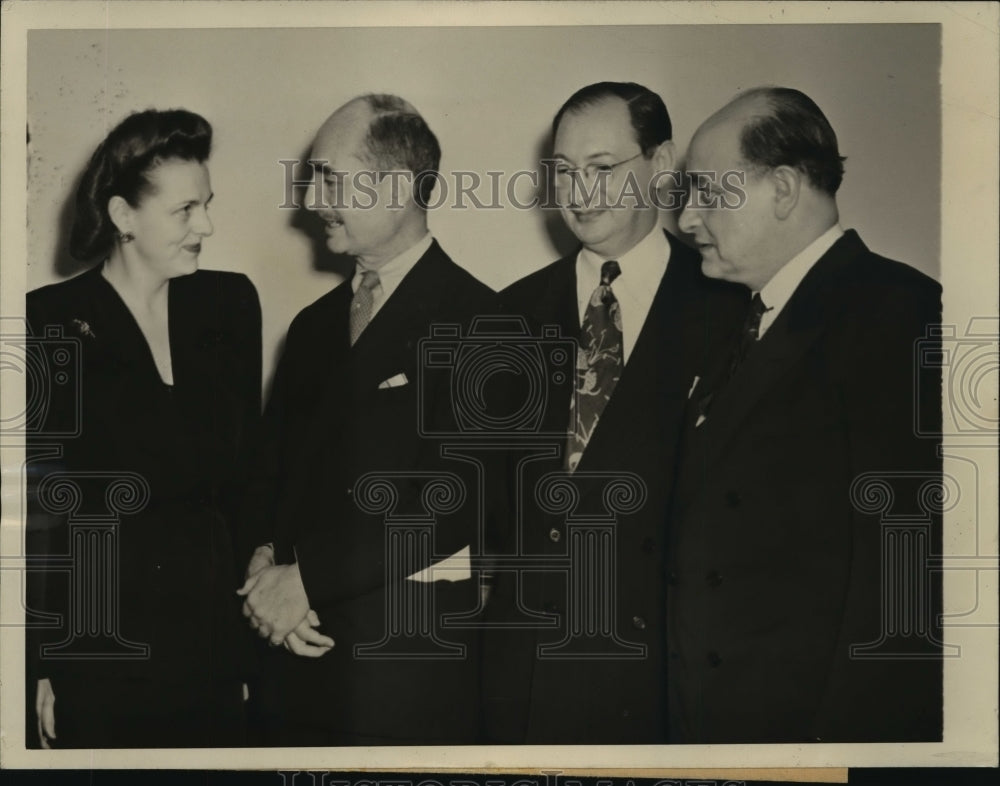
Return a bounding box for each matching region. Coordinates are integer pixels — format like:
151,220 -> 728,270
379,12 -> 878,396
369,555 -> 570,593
578,224 -> 670,286
354,231 -> 433,288
759,223 -> 843,314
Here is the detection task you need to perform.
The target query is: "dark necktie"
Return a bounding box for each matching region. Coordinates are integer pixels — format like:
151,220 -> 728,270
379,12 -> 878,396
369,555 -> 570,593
695,292 -> 771,425
566,260 -> 623,472
728,292 -> 771,379
349,269 -> 381,345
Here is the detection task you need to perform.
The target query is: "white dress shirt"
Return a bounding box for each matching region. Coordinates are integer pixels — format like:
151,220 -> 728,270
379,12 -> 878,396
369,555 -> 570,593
351,231 -> 433,320
575,225 -> 671,363
757,224 -> 844,337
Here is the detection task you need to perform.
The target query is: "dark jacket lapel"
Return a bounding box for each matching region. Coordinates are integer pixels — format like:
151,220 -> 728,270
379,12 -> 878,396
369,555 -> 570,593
694,230 -> 867,468
500,253 -> 579,438
523,255 -> 579,339
78,265 -> 158,381
575,231 -> 695,472
348,239 -> 452,394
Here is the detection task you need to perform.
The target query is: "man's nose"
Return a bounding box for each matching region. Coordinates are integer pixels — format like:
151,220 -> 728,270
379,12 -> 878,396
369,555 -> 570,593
677,198 -> 700,234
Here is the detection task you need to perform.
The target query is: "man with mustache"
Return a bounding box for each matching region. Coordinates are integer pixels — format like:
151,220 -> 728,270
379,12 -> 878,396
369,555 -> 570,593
240,94 -> 493,745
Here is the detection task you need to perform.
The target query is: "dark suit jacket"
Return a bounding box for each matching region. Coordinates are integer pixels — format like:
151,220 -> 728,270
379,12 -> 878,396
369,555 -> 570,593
25,266 -> 261,745
667,229 -> 943,743
482,230 -> 744,744
244,240 -> 497,744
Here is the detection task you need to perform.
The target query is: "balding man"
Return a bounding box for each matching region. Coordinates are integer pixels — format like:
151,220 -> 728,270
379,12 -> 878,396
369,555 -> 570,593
669,87 -> 942,743
239,94 -> 494,745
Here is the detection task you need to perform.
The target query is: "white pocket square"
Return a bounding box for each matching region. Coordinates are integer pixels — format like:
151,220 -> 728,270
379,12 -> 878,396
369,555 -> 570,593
378,372 -> 409,389
405,546 -> 471,583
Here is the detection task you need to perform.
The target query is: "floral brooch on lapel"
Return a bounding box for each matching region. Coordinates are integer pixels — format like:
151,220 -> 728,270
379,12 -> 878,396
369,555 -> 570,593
71,319 -> 97,339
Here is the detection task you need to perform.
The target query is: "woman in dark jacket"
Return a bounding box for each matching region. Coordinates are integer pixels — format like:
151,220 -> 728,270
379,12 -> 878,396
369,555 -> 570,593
26,108 -> 261,748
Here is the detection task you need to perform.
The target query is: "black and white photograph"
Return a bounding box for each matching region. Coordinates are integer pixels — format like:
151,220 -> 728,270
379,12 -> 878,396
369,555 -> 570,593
0,0 -> 996,779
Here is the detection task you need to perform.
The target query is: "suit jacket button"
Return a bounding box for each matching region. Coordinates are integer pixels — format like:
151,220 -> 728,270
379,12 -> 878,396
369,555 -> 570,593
641,537 -> 655,553
632,615 -> 646,630
707,651 -> 722,667
725,490 -> 741,507
548,527 -> 561,543
345,487 -> 353,496
706,570 -> 723,588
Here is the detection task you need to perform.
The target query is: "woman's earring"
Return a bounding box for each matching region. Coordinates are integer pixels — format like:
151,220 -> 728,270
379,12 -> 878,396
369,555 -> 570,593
117,231 -> 134,243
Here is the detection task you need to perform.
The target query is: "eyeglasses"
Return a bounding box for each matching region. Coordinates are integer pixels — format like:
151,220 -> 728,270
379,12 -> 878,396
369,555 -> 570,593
552,152 -> 645,185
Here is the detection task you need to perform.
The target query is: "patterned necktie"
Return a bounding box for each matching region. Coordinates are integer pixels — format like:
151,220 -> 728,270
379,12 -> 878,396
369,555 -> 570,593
349,269 -> 381,345
566,259 -> 623,472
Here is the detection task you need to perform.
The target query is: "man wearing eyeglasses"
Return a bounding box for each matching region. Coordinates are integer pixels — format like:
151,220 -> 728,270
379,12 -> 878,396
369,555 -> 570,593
482,82 -> 743,744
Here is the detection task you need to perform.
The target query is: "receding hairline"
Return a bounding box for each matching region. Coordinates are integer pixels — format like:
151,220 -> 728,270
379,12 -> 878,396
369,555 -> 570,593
313,94 -> 427,153
687,92 -> 774,169
554,93 -> 633,137
699,92 -> 773,139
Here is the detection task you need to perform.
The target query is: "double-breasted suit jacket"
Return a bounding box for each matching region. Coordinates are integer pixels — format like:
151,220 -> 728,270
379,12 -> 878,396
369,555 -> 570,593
667,230 -> 943,743
482,230 -> 744,744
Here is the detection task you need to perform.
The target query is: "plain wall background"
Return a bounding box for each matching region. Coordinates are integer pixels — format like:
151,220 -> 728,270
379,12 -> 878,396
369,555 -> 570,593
27,25 -> 941,386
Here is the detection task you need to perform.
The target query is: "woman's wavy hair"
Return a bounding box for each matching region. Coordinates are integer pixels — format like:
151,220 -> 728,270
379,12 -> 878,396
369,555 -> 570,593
69,109 -> 212,261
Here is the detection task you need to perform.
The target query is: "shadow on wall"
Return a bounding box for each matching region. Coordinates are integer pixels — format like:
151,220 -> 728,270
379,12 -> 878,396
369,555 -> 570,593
51,168 -> 92,280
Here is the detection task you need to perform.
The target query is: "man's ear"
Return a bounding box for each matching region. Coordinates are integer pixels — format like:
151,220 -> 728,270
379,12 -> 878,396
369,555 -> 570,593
107,195 -> 134,236
651,139 -> 676,174
379,169 -> 416,210
771,165 -> 801,220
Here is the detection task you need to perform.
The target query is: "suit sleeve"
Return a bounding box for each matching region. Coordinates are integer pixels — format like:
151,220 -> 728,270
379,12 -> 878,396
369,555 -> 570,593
236,308 -> 301,566
812,273 -> 943,741
223,274 -> 263,546
24,293 -> 72,690
235,274 -> 263,424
